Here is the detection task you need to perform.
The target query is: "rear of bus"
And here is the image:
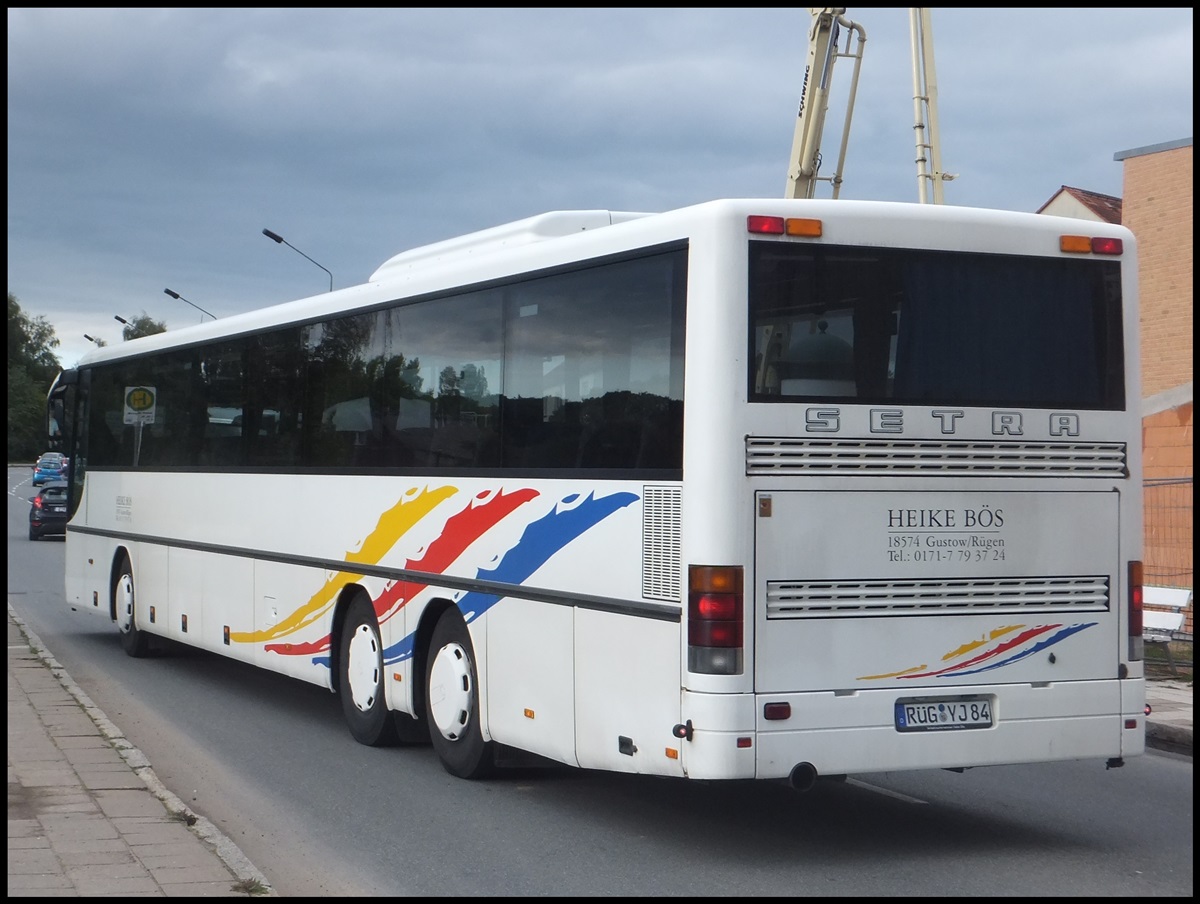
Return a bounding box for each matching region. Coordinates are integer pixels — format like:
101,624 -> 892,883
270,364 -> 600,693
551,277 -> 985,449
679,199 -> 1145,784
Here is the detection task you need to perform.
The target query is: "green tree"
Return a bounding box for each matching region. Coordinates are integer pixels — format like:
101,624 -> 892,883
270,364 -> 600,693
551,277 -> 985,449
8,292 -> 60,381
117,311 -> 168,341
8,292 -> 63,462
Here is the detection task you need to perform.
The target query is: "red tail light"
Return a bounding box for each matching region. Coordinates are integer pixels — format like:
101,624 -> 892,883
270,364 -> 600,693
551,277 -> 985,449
1128,560 -> 1144,661
32,495 -> 45,510
688,565 -> 744,675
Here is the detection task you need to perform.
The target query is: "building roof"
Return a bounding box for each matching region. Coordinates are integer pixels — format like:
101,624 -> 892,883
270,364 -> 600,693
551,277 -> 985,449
1114,136 -> 1193,161
1036,186 -> 1123,224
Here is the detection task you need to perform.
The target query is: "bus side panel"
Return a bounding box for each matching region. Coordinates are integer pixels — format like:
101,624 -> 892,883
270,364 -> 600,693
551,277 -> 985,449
252,560 -> 338,687
574,609 -> 685,777
485,598 -> 578,767
168,549 -> 208,649
137,543 -> 170,637
67,530 -> 115,616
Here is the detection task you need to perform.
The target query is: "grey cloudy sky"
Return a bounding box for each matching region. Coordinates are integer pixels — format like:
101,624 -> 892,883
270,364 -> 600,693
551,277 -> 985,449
7,7 -> 1193,368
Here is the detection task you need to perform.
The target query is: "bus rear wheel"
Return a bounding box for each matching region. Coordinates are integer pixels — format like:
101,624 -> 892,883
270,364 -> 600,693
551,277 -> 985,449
339,595 -> 399,746
114,555 -> 150,658
425,608 -> 495,779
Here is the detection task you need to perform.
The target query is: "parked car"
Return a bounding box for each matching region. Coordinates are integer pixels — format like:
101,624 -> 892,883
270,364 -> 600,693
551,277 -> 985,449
32,452 -> 68,486
29,480 -> 69,540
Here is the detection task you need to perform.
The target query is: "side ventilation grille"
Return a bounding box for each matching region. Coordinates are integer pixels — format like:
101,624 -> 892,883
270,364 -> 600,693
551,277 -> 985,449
642,485 -> 682,602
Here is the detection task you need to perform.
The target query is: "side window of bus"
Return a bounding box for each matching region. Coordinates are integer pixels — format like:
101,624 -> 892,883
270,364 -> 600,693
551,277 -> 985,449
247,328 -> 306,468
501,250 -> 683,470
198,341 -> 247,467
302,313 -> 377,468
388,294 -> 502,470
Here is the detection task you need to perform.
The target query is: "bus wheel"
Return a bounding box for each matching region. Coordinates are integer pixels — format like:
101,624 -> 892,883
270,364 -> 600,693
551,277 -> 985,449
339,595 -> 399,746
425,608 -> 495,779
114,556 -> 149,658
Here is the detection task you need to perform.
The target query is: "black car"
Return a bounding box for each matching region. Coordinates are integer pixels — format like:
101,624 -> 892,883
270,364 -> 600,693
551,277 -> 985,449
29,480 -> 69,540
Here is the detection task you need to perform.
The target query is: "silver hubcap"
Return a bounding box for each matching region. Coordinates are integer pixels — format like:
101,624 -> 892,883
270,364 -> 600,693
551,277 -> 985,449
346,622 -> 382,713
115,573 -> 134,634
428,642 -> 473,741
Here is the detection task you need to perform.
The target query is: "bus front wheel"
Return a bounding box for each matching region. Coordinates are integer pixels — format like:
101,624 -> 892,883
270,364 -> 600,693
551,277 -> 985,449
339,595 -> 399,746
425,608 -> 495,779
114,556 -> 149,658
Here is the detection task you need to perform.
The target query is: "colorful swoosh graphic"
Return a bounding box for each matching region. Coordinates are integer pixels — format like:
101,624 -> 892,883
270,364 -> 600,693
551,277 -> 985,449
232,483 -> 457,646
859,621 -> 1097,680
245,485 -> 637,668
381,489 -> 637,666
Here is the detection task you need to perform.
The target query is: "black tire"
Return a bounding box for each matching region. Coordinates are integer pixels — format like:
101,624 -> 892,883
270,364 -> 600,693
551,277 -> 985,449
424,608 -> 495,779
114,556 -> 150,657
393,711 -> 431,746
29,526 -> 39,541
339,595 -> 399,746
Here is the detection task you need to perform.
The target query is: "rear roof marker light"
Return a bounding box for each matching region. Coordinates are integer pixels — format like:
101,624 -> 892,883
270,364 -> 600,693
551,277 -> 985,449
1091,236 -> 1123,255
786,218 -> 823,237
747,215 -> 786,235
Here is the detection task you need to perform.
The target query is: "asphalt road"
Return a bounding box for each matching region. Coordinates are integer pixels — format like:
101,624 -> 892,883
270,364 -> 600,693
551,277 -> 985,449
7,466 -> 1193,897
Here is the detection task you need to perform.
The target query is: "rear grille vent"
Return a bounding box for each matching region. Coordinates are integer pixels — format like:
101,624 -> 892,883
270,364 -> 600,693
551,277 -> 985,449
642,485 -> 682,602
766,575 -> 1110,619
746,438 -> 1127,477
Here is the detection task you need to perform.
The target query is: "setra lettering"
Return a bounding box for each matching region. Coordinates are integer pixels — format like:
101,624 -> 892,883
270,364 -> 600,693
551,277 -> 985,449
799,408 -> 1071,436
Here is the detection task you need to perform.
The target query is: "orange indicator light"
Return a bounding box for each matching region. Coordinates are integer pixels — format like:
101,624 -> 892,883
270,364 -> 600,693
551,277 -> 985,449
786,217 -> 823,237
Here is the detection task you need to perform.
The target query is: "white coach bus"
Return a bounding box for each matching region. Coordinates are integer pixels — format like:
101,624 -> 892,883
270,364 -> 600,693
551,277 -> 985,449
47,198 -> 1148,787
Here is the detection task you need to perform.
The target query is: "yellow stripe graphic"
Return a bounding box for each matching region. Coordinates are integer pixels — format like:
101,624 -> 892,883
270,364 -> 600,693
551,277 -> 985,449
230,484 -> 458,643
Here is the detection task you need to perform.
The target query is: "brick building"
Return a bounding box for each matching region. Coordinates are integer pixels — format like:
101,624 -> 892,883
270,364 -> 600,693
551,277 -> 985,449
1119,138 -> 1193,636
1039,138 -> 1193,636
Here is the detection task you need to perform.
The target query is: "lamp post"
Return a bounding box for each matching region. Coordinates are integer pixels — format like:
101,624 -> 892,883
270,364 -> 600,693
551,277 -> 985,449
163,288 -> 215,321
262,228 -> 333,292
114,315 -> 129,325
83,333 -> 101,344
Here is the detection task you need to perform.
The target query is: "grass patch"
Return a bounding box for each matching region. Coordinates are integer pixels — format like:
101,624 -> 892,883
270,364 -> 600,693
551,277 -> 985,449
231,877 -> 271,896
1144,638 -> 1193,682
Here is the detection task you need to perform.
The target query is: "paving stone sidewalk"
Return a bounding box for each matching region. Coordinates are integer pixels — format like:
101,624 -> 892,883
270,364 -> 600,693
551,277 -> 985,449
8,603 -> 276,897
9,596 -> 1190,898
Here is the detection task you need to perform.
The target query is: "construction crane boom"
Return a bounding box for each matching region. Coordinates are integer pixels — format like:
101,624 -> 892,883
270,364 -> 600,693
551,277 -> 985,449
909,8 -> 955,203
784,8 -> 866,200
784,8 -> 954,203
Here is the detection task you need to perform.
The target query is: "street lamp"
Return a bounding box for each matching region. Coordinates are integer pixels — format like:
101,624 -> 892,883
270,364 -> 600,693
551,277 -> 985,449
113,315 -> 129,325
262,228 -> 333,292
163,288 -> 216,321
83,334 -> 100,344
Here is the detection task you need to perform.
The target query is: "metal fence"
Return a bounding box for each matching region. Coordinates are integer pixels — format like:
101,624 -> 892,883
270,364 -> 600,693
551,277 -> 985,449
1145,476 -> 1193,638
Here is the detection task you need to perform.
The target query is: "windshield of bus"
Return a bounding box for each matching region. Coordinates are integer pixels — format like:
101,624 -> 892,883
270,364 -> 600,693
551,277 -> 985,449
748,242 -> 1125,410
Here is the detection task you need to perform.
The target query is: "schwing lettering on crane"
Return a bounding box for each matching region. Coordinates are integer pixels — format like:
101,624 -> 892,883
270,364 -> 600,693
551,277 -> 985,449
784,8 -> 866,200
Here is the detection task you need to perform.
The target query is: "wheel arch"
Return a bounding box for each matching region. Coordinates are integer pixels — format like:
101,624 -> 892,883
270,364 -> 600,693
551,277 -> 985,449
329,582 -> 375,697
107,546 -> 134,623
409,596 -> 460,717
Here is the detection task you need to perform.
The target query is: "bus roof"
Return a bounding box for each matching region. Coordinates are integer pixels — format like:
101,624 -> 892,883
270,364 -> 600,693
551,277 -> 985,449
369,210 -> 653,282
70,198 -> 1132,370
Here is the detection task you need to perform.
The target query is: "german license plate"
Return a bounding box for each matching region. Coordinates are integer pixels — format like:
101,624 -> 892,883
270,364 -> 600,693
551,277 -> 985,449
51,506 -> 66,513
895,696 -> 993,732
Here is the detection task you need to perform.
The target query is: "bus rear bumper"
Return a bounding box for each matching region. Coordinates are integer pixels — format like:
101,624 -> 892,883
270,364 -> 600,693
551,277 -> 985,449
680,680 -> 1145,781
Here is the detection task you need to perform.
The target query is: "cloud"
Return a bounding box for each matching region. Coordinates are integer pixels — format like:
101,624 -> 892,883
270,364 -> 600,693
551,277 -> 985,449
6,8 -> 1193,368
